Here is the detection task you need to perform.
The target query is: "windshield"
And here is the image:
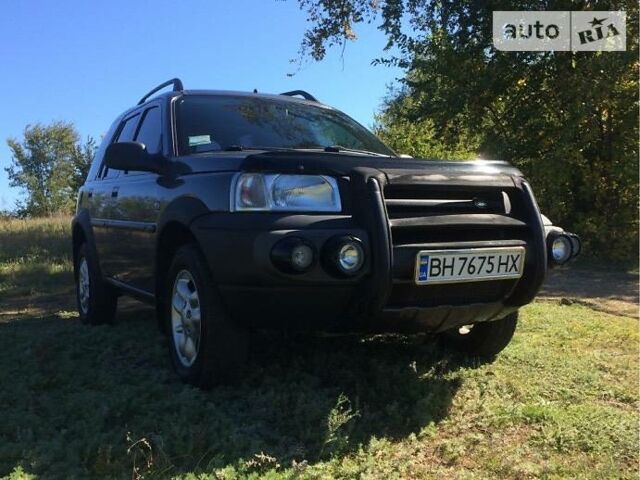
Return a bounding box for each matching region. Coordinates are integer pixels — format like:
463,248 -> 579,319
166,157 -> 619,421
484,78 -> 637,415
175,95 -> 395,156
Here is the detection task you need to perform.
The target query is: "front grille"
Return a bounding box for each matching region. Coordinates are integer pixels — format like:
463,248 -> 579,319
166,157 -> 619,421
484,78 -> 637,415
384,185 -> 508,219
383,182 -> 530,308
384,184 -> 528,246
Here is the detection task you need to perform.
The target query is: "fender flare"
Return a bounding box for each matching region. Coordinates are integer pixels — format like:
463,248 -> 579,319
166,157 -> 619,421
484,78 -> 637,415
152,196 -> 213,330
71,209 -> 102,277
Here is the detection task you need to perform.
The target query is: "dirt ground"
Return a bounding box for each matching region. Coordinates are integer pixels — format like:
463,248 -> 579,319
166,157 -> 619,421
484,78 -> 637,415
541,266 -> 639,318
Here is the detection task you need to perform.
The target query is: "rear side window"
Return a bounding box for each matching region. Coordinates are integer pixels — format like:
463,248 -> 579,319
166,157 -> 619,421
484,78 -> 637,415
135,107 -> 162,155
102,114 -> 140,179
116,114 -> 140,142
86,118 -> 120,181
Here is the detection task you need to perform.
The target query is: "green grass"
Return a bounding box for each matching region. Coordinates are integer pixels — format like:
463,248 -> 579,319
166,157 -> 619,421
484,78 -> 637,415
0,218 -> 637,479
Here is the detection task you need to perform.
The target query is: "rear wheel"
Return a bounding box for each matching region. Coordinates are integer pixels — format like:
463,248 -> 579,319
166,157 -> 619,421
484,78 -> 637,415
441,311 -> 518,358
165,244 -> 248,388
75,243 -> 118,324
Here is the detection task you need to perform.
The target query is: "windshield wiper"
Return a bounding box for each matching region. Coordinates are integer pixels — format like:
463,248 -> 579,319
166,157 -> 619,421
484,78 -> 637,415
323,145 -> 390,157
194,145 -> 301,153
224,145 -> 307,152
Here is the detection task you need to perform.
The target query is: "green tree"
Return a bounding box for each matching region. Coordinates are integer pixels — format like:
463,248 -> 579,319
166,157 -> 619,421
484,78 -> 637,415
374,92 -> 479,159
5,122 -> 96,217
290,0 -> 639,260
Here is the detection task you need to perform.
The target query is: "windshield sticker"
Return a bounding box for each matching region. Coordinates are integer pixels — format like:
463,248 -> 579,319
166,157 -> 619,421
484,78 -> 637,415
188,135 -> 211,146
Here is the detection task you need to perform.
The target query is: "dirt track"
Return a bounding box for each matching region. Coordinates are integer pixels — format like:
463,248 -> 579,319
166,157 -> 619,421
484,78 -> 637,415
541,267 -> 638,318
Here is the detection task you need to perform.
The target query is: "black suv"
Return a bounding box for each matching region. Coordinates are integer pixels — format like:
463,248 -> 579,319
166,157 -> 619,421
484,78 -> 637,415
72,78 -> 580,388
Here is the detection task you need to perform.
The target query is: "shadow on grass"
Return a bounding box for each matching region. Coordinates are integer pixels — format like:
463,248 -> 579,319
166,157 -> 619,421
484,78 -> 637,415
0,303 -> 480,478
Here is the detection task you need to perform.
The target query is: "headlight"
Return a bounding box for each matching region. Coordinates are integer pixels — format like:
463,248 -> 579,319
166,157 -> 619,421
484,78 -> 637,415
232,173 -> 342,212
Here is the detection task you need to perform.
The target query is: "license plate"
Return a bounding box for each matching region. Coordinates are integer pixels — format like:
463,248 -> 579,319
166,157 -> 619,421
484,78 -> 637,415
415,247 -> 525,285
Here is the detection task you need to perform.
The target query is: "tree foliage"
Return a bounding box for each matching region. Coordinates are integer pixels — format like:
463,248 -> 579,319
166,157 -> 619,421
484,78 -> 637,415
5,122 -> 96,217
374,93 -> 480,159
292,0 -> 639,260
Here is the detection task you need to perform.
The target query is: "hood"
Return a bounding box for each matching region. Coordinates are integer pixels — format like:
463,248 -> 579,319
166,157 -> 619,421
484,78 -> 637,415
174,151 -> 523,187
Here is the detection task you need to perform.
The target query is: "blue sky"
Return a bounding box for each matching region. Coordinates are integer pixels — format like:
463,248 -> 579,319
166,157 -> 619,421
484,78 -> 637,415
0,0 -> 402,209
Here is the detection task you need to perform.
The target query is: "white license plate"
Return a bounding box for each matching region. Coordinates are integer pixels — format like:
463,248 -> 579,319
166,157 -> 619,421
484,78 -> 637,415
415,247 -> 525,285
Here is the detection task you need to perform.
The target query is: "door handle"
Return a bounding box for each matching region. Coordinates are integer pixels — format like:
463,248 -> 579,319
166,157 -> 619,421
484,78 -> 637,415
111,187 -> 119,198
86,189 -> 93,198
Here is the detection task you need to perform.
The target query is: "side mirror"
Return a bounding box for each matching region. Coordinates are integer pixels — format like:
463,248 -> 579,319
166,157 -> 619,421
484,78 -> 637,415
104,141 -> 163,174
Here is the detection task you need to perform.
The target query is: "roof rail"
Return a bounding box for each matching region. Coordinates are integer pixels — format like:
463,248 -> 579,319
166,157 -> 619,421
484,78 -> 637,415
138,78 -> 184,105
280,90 -> 318,102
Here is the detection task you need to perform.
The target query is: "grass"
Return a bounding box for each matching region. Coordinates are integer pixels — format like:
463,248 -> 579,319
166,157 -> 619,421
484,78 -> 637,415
0,217 -> 637,479
0,216 -> 72,300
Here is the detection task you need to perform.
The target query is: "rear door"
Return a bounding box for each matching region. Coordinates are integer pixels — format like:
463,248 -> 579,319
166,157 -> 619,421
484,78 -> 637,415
107,102 -> 164,293
92,112 -> 140,278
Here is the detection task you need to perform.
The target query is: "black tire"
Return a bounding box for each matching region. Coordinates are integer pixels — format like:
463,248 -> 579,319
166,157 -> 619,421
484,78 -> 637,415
75,243 -> 118,325
441,311 -> 518,358
165,244 -> 248,389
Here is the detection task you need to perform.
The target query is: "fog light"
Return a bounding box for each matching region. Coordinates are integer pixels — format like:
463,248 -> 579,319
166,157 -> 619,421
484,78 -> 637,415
549,234 -> 572,265
338,242 -> 364,273
291,244 -> 314,271
322,236 -> 365,277
271,237 -> 316,274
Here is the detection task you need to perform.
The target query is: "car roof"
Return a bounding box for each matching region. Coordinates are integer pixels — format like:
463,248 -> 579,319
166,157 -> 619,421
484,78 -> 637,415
126,89 -> 332,113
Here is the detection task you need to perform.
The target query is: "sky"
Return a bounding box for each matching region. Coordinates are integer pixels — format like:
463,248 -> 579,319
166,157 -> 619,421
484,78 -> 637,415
0,0 -> 403,210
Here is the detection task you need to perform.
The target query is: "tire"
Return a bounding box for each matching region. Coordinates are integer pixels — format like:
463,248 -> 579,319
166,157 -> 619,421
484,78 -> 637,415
441,311 -> 518,358
75,243 -> 118,325
165,244 -> 248,388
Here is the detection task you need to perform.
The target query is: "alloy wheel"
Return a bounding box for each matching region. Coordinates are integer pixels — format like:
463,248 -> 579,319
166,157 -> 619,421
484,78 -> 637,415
78,257 -> 90,314
171,270 -> 202,367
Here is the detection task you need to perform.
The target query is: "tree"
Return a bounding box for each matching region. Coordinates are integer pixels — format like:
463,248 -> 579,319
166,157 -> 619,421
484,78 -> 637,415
5,122 -> 96,217
374,92 -> 479,159
290,0 -> 639,260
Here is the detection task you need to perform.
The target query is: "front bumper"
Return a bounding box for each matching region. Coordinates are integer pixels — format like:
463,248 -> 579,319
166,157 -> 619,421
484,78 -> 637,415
191,171 -> 550,333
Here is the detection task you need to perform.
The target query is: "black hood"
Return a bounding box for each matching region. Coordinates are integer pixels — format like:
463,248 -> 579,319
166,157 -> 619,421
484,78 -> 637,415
175,151 -> 522,188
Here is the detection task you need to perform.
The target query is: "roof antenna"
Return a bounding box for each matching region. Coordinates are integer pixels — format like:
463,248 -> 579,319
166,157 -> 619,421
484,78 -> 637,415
253,88 -> 258,93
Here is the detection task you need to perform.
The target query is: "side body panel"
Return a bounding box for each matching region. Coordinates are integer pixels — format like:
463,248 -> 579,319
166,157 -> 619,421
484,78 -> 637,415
106,101 -> 165,292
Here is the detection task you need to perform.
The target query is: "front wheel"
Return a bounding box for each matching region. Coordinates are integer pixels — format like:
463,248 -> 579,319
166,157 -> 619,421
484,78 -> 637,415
441,311 -> 518,358
165,244 -> 248,389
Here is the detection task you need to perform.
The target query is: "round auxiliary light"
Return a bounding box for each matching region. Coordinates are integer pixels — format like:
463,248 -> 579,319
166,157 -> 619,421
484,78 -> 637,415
338,242 -> 364,273
321,236 -> 366,277
291,243 -> 314,272
271,237 -> 317,274
551,235 -> 572,264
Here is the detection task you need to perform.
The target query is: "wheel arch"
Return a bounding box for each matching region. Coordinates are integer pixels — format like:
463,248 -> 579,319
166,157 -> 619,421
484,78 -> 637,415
72,222 -> 86,261
71,210 -> 99,274
154,196 -> 211,330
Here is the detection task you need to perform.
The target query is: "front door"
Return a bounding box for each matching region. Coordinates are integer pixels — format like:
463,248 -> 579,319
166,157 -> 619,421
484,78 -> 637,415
107,104 -> 164,293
